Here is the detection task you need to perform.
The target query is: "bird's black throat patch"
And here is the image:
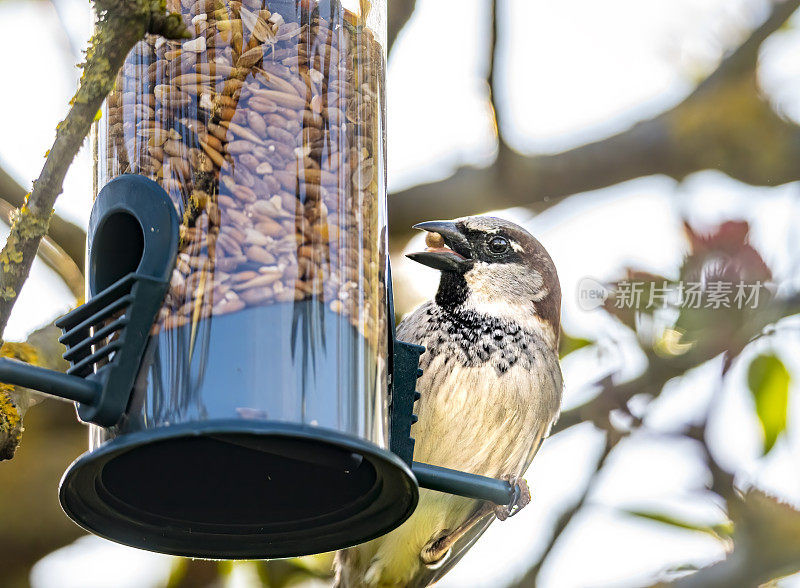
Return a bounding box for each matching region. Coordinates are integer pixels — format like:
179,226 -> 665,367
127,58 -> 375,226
435,272 -> 469,308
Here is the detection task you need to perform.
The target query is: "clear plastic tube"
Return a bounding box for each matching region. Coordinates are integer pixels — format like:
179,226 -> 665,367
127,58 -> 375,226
92,0 -> 388,447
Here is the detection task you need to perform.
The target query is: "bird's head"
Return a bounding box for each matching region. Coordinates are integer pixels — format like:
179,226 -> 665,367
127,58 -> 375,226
407,216 -> 561,343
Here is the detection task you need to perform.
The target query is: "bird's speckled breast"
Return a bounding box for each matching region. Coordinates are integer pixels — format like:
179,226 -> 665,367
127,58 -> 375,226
402,302 -> 552,376
397,301 -> 562,478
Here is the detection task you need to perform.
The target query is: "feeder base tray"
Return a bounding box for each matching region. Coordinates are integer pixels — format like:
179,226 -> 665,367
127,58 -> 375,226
59,420 -> 418,559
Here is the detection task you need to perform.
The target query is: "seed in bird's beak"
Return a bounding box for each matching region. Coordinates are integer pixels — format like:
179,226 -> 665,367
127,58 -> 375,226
425,231 -> 445,249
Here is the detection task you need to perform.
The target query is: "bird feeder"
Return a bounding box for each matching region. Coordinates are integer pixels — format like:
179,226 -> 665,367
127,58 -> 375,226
0,0 -> 519,559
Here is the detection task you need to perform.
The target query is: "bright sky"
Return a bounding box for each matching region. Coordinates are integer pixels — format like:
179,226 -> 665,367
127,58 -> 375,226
1,0 -> 799,586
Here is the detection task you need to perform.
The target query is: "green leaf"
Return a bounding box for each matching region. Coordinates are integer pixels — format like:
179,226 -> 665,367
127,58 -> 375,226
624,510 -> 733,540
747,353 -> 790,455
559,332 -> 593,358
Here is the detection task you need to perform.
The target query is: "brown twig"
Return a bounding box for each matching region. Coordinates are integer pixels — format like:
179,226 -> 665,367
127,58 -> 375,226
388,0 -> 417,51
0,197 -> 83,299
0,163 -> 86,274
487,0 -> 504,146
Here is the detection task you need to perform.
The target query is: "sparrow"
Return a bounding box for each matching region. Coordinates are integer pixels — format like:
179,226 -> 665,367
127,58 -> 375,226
335,216 -> 563,587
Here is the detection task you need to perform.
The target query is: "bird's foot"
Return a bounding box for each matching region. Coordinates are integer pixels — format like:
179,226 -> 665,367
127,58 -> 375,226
420,530 -> 454,568
494,476 -> 531,521
420,503 -> 495,567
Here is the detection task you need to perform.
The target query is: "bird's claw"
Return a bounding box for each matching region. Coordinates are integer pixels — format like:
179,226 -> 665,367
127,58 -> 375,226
494,476 -> 530,521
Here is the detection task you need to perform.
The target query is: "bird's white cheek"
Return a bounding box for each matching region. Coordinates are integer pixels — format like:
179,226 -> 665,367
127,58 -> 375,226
464,263 -> 546,302
462,265 -> 556,347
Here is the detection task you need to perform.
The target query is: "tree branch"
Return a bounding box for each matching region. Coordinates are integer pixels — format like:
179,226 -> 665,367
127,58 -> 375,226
0,197 -> 83,299
0,1 -> 188,343
0,0 -> 189,461
0,164 -> 86,275
537,295 -> 800,585
388,0 -> 800,235
657,394 -> 800,587
388,0 -> 417,52
487,0 -> 503,145
554,293 -> 800,437
662,489 -> 800,588
511,432 -> 617,587
697,0 -> 800,92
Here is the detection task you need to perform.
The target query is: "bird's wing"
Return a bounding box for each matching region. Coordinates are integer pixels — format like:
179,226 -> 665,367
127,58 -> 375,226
405,411 -> 557,588
395,301 -> 435,344
407,507 -> 495,588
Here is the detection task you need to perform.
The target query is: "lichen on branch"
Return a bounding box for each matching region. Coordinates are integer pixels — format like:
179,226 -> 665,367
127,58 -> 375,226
0,342 -> 40,461
0,0 -> 189,461
0,390 -> 21,461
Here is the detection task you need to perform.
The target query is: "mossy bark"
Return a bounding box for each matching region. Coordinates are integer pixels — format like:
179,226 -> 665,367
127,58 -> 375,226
0,390 -> 21,461
0,343 -> 40,460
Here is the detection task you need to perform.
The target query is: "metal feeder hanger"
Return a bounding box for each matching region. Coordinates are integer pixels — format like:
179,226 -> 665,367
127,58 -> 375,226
0,175 -> 520,559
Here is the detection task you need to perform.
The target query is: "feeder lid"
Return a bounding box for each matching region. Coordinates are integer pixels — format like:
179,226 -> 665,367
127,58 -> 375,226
59,420 -> 418,559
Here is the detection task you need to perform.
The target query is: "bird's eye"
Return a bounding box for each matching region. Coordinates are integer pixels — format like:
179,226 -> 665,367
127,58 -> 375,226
488,236 -> 510,254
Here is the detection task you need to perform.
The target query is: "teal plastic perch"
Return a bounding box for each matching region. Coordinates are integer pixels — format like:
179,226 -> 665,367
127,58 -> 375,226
0,358 -> 99,405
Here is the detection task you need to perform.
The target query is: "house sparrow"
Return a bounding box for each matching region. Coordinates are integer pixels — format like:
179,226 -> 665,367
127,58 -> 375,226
335,216 -> 563,587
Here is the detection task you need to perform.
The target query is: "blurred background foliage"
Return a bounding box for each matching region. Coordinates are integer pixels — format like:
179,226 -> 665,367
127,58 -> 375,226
2,0 -> 800,586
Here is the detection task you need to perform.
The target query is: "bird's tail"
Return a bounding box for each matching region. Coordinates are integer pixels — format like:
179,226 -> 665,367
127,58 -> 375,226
334,544 -> 406,588
334,547 -> 364,588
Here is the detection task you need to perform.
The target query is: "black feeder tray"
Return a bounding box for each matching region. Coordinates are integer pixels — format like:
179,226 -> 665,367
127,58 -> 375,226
0,175 -> 520,559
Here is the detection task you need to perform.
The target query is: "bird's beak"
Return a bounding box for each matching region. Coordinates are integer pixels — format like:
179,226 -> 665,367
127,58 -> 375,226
406,220 -> 472,273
